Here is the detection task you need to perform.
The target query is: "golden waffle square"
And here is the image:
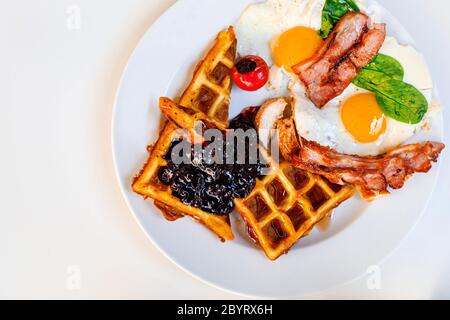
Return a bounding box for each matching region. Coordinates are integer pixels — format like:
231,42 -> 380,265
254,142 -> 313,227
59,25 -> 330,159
132,122 -> 234,241
235,149 -> 355,260
132,27 -> 237,241
160,26 -> 237,132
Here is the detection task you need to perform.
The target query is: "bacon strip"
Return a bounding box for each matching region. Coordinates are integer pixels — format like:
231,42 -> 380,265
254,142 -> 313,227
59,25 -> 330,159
293,12 -> 386,108
272,103 -> 445,200
289,139 -> 445,199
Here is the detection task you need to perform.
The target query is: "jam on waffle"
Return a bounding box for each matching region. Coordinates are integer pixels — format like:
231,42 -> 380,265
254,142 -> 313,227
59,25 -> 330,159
133,122 -> 234,241
156,118 -> 266,217
160,27 -> 237,132
132,27 -> 237,241
233,106 -> 355,260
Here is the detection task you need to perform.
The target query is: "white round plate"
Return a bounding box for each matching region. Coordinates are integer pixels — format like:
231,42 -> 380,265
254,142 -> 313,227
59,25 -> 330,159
112,0 -> 443,297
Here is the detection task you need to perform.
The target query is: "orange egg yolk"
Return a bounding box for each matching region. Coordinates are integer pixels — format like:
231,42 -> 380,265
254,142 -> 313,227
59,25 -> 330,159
272,26 -> 323,70
341,93 -> 387,143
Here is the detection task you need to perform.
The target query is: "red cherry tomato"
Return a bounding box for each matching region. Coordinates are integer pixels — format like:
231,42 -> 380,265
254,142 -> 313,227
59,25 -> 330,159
232,55 -> 269,91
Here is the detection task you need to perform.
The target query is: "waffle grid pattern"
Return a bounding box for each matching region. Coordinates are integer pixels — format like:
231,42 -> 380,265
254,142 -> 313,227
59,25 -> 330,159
132,122 -> 234,241
161,27 -> 237,131
133,27 -> 237,241
235,149 -> 355,260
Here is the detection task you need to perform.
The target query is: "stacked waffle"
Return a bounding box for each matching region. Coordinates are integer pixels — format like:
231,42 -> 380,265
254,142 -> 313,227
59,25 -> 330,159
132,26 -> 355,260
133,27 -> 237,241
235,148 -> 354,260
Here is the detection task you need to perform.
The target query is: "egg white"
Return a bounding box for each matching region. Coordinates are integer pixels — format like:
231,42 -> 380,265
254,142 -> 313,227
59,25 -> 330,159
291,83 -> 422,156
381,36 -> 433,102
236,0 -> 434,156
235,0 -> 327,65
290,37 -> 434,157
236,0 -> 367,94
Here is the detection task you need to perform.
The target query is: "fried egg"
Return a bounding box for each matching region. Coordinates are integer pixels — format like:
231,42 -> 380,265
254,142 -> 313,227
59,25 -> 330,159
235,0 -> 327,65
236,0 -> 434,156
236,0 -> 366,95
291,37 -> 433,156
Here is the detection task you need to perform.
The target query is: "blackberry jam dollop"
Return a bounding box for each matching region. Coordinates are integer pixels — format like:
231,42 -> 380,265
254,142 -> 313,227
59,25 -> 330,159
158,107 -> 265,215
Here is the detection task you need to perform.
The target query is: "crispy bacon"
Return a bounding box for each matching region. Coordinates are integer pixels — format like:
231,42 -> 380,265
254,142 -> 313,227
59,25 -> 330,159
276,117 -> 445,200
289,139 -> 445,199
269,101 -> 445,200
293,12 -> 386,108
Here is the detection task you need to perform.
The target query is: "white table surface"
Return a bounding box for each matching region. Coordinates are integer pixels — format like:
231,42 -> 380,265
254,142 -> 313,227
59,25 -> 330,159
1,0 -> 449,299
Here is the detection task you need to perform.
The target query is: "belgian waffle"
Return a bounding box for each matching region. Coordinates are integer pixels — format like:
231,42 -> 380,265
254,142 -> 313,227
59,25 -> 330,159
235,148 -> 355,260
132,122 -> 234,241
132,27 -> 237,241
160,26 -> 237,132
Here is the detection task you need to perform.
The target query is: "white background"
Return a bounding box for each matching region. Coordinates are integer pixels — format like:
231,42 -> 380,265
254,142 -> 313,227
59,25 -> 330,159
0,0 -> 449,299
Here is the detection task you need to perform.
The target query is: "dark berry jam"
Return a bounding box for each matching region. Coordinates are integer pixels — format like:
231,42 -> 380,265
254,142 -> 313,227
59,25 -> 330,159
229,106 -> 260,131
158,107 -> 266,215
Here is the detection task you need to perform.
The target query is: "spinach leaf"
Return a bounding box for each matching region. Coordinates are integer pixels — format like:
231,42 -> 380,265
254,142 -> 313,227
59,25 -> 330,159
318,1 -> 427,125
353,54 -> 428,124
319,0 -> 360,38
353,54 -> 404,87
374,80 -> 428,125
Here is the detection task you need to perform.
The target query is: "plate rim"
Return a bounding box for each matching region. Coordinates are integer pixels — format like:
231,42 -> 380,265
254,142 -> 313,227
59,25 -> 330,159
110,0 -> 251,298
111,0 -> 444,298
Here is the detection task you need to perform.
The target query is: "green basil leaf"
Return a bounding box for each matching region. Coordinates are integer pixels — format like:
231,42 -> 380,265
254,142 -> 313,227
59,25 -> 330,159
319,0 -> 360,38
374,79 -> 428,125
